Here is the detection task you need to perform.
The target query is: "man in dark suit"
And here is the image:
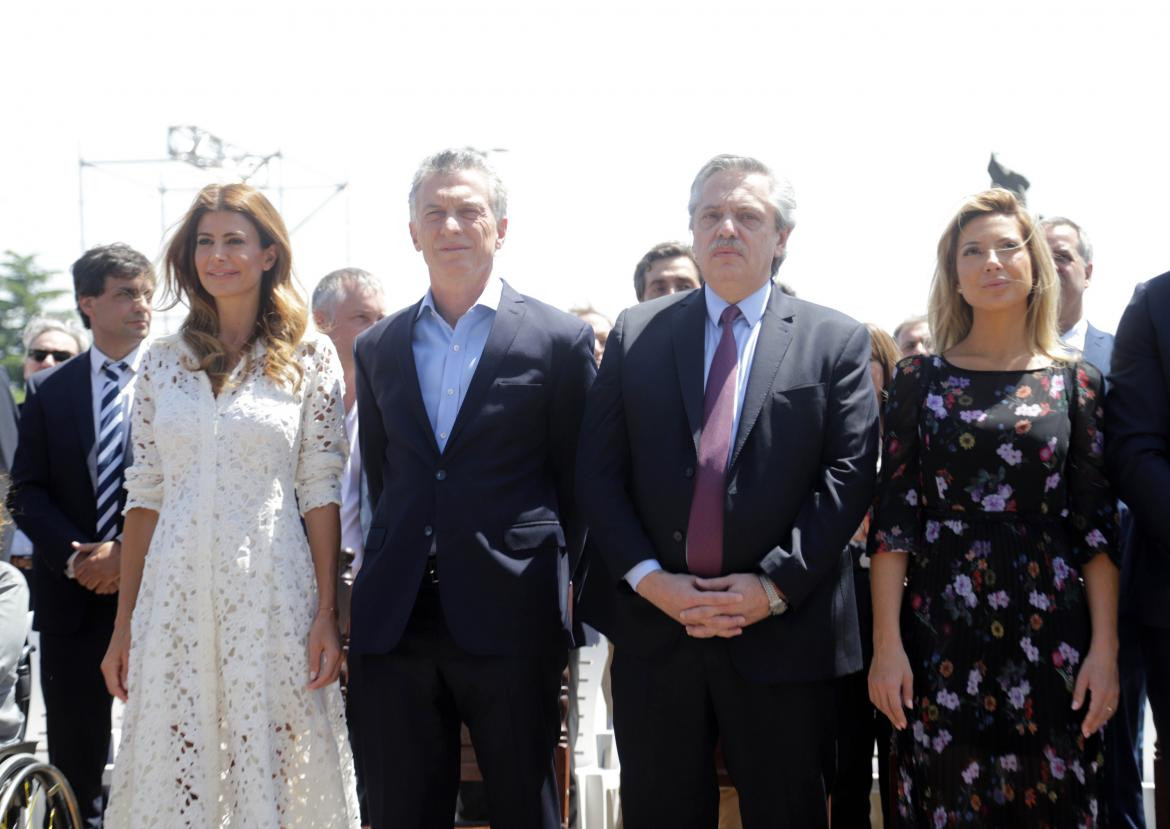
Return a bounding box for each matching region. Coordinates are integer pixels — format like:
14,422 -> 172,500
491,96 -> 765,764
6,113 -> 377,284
349,147 -> 595,829
7,244 -> 154,828
1107,269 -> 1170,827
576,154 -> 878,829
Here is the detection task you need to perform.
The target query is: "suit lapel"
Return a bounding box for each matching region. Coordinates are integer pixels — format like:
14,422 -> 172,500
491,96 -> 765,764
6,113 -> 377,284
72,353 -> 97,459
444,282 -> 526,451
672,290 -> 707,456
392,301 -> 441,456
730,285 -> 794,468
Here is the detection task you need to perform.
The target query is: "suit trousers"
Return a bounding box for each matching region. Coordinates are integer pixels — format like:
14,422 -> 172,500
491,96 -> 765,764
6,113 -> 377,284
611,635 -> 834,829
352,573 -> 565,829
40,624 -> 113,829
1105,613 -> 1149,829
1141,625 -> 1170,829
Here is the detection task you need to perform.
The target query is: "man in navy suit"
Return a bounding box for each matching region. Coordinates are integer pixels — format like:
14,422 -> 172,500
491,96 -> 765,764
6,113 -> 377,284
7,244 -> 153,828
349,148 -> 595,829
1108,270 -> 1170,828
1045,215 -> 1148,828
576,155 -> 878,828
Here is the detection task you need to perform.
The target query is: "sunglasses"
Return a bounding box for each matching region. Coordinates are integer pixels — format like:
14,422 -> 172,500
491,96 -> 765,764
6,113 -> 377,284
27,349 -> 75,362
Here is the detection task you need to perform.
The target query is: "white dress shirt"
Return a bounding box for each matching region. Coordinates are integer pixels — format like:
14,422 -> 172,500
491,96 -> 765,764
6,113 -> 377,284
340,404 -> 365,567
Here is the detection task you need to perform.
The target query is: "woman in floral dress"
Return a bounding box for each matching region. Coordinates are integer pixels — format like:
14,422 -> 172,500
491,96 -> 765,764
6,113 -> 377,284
868,189 -> 1120,827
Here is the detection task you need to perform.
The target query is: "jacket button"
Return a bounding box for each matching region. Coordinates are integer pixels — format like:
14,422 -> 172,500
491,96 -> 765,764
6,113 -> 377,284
423,525 -> 433,537
435,470 -> 447,481
672,530 -> 684,542
684,466 -> 695,478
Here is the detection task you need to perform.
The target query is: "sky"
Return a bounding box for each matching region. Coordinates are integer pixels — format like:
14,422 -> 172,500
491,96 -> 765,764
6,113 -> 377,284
2,0 -> 1167,337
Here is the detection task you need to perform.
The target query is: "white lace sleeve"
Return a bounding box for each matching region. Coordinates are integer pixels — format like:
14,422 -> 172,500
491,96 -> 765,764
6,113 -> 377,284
123,346 -> 164,513
295,338 -> 347,515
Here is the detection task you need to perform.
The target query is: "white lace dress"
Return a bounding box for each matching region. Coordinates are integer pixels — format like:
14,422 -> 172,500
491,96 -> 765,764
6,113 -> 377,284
105,333 -> 360,828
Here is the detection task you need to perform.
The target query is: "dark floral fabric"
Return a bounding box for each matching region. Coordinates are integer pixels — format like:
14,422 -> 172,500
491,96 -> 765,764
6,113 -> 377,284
870,355 -> 1117,828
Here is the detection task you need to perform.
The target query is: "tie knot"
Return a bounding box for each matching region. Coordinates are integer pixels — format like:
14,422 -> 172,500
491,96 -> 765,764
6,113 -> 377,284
102,360 -> 127,378
720,304 -> 742,327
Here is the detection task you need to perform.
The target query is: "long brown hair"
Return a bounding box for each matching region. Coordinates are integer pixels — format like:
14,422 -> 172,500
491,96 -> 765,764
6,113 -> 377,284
161,183 -> 307,394
927,189 -> 1060,358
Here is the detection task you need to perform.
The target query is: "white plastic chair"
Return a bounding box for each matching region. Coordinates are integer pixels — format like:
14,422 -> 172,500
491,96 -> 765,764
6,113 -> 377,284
573,637 -> 620,829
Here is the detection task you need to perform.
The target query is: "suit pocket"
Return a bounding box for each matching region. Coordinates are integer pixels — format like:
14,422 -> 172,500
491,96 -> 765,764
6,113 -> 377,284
504,521 -> 565,553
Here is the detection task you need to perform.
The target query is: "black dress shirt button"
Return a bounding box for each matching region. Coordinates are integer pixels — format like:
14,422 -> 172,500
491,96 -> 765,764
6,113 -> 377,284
435,470 -> 447,481
684,466 -> 695,478
672,530 -> 684,542
423,525 -> 434,537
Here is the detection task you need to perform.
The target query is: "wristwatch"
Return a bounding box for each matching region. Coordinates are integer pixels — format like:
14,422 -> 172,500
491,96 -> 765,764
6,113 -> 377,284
757,574 -> 789,616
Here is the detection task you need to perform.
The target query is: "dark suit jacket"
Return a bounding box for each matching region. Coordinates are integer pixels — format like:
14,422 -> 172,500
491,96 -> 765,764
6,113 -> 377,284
1106,270 -> 1170,627
0,385 -> 18,559
576,285 -> 878,684
6,353 -> 121,634
350,281 -> 596,657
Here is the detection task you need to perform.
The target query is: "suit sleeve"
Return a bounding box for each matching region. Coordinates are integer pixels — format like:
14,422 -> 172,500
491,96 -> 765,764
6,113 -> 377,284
547,320 -> 596,568
1107,280 -> 1170,556
6,374 -> 92,574
355,333 -> 386,512
758,322 -> 879,608
575,310 -> 662,579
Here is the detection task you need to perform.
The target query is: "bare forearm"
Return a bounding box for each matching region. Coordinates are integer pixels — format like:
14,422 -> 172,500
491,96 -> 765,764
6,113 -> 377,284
115,508 -> 159,627
870,551 -> 909,648
304,504 -> 340,615
1083,553 -> 1119,650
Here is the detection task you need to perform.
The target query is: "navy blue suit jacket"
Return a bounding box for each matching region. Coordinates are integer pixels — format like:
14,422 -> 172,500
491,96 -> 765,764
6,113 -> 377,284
7,353 -> 121,634
576,285 -> 878,684
349,281 -> 596,657
1107,270 -> 1170,627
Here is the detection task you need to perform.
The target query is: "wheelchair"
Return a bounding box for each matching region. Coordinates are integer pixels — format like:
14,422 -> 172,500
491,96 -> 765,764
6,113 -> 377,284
0,741 -> 82,828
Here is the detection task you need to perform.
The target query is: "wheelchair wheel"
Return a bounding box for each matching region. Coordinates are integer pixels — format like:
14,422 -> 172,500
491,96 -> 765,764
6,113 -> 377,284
0,750 -> 82,829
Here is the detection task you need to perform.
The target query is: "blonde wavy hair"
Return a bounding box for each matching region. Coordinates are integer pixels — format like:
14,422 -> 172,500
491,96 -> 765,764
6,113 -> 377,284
162,183 -> 307,394
927,189 -> 1060,359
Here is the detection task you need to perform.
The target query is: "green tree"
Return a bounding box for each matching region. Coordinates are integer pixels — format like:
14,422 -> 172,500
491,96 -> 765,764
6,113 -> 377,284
0,251 -> 69,388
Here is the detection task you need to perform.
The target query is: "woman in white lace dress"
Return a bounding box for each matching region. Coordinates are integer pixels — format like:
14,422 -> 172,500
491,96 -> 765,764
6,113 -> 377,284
100,183 -> 359,827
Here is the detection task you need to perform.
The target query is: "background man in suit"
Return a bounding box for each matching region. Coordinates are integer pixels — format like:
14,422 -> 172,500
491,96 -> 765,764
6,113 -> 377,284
893,314 -> 932,357
632,241 -> 702,302
1044,215 -> 1147,828
311,266 -> 386,829
1043,216 -> 1112,368
350,148 -> 595,829
7,243 -> 153,828
1108,271 -> 1170,827
576,154 -> 878,828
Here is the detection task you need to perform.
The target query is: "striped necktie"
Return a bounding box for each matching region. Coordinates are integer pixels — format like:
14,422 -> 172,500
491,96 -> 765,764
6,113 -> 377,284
95,360 -> 128,542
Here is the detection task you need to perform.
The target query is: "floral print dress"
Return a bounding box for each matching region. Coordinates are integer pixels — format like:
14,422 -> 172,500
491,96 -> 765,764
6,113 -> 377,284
870,355 -> 1117,828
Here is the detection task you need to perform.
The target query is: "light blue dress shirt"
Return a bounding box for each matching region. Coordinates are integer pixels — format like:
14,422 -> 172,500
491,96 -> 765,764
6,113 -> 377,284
412,276 -> 503,453
625,280 -> 773,589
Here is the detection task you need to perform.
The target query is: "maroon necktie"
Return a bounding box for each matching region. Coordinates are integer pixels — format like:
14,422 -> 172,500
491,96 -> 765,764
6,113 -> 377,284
687,304 -> 742,577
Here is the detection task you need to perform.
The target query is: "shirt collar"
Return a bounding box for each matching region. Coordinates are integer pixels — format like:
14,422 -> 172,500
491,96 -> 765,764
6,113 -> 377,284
417,274 -> 504,321
90,341 -> 145,376
1060,317 -> 1089,352
704,280 -> 772,329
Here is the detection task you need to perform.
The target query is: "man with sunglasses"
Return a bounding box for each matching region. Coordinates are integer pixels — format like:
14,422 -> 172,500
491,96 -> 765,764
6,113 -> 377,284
21,317 -> 87,382
8,243 -> 153,828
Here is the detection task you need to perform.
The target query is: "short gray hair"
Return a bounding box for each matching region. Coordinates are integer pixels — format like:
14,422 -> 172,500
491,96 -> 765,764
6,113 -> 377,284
21,315 -> 88,352
688,154 -> 797,274
1040,216 -> 1093,264
408,147 -> 508,223
311,268 -> 384,322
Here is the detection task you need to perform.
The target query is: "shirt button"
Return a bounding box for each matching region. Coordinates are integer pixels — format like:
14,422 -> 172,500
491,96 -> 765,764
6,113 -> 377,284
452,344 -> 461,352
684,466 -> 695,478
435,470 -> 447,481
672,530 -> 684,542
424,525 -> 433,537
447,388 -> 455,396
439,431 -> 447,440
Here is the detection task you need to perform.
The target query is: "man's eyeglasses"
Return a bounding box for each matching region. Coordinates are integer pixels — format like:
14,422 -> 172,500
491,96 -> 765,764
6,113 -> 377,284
27,349 -> 74,362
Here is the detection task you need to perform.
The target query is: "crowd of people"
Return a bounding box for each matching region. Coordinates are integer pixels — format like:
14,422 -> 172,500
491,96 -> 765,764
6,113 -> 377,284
0,146 -> 1166,829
